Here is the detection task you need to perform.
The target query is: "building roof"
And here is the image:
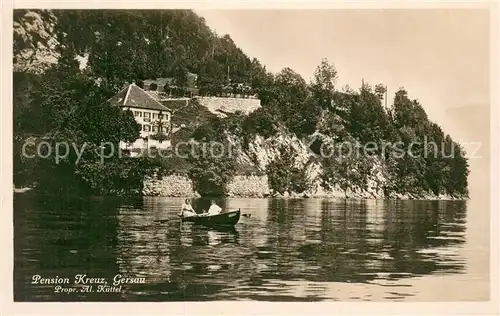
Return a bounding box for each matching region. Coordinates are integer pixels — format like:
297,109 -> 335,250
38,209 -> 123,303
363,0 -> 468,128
108,83 -> 171,112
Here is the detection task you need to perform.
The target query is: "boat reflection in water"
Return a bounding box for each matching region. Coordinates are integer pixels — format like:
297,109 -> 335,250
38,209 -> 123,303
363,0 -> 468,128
115,198 -> 244,300
182,223 -> 240,247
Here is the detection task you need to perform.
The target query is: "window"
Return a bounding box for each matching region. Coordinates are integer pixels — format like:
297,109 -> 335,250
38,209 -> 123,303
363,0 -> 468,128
134,111 -> 142,117
152,113 -> 157,119
144,112 -> 151,122
158,114 -> 163,120
143,125 -> 151,132
152,126 -> 158,132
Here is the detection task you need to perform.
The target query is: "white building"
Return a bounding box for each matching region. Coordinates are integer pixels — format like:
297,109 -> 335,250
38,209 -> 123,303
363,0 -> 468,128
108,83 -> 172,156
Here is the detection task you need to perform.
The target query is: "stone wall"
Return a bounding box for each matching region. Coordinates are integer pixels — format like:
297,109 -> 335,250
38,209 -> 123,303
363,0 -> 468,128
194,96 -> 261,116
142,174 -> 197,197
142,174 -> 463,200
226,175 -> 270,198
143,174 -> 270,198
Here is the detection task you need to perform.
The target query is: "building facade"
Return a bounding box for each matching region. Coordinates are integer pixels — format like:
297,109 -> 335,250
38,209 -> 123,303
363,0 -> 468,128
108,83 -> 172,156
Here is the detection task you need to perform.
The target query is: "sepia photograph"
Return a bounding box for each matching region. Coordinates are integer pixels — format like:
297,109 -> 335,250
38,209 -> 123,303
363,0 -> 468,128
6,2 -> 498,313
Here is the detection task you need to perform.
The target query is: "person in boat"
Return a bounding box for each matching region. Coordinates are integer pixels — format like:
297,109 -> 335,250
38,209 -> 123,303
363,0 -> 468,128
206,200 -> 223,215
179,199 -> 197,217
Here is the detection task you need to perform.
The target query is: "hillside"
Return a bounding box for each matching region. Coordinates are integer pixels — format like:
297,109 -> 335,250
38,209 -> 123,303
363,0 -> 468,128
14,10 -> 270,92
13,9 -> 469,199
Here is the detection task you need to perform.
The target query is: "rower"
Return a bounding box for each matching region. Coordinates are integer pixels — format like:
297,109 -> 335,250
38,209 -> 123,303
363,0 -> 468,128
179,199 -> 197,217
207,200 -> 222,215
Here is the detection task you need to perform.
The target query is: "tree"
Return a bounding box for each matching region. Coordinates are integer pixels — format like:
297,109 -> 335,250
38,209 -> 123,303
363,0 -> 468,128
268,67 -> 317,137
320,135 -> 373,197
150,110 -> 170,143
266,144 -> 312,195
347,82 -> 390,147
187,140 -> 237,197
243,107 -> 278,139
310,58 -> 338,110
13,46 -> 142,193
174,66 -> 188,88
374,83 -> 387,100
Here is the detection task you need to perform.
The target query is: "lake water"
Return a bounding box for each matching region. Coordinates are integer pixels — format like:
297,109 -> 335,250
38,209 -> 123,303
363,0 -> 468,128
13,194 -> 489,301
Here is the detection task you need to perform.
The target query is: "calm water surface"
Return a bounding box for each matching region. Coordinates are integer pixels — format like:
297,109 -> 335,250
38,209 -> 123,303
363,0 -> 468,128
14,195 -> 489,301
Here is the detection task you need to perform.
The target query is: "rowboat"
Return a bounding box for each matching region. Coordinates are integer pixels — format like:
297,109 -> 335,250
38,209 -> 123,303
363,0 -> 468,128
179,209 -> 241,227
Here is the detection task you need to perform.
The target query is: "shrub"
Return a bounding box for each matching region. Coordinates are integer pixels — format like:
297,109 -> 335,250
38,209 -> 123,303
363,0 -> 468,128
266,144 -> 312,195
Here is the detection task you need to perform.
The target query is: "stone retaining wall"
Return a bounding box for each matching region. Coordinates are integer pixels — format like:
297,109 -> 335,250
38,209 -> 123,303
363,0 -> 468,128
226,175 -> 270,198
195,96 -> 261,116
142,174 -> 464,200
143,174 -> 270,197
142,174 -> 197,197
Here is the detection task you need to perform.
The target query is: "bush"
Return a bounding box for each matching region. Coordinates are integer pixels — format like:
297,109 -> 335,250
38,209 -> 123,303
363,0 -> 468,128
186,141 -> 237,197
150,132 -> 169,142
242,107 -> 278,140
266,144 -> 312,195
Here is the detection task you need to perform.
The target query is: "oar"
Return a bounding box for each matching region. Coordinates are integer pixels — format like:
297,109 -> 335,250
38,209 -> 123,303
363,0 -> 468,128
154,218 -> 169,223
156,210 -> 251,222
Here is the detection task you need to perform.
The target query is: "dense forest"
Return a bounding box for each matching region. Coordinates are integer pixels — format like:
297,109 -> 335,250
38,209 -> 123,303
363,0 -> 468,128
13,9 -> 469,198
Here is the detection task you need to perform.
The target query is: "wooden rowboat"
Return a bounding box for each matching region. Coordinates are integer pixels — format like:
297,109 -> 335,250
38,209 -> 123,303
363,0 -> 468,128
179,209 -> 241,227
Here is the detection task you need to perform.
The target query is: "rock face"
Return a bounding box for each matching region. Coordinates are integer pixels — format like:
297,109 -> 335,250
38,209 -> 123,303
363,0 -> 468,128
13,10 -> 59,73
244,133 -> 313,170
